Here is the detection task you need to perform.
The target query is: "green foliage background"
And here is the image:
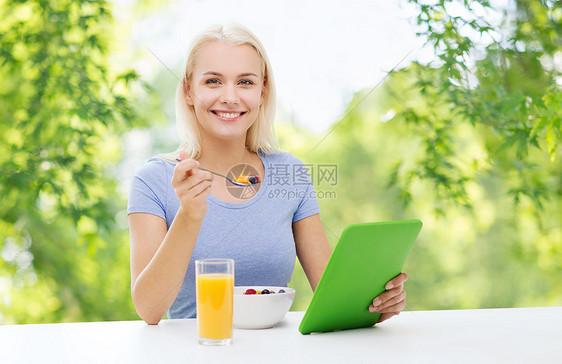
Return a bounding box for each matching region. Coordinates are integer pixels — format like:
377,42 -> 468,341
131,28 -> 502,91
0,0 -> 560,323
0,0 -> 147,323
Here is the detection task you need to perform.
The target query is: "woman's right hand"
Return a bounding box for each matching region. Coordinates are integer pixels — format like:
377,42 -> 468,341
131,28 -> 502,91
172,151 -> 213,221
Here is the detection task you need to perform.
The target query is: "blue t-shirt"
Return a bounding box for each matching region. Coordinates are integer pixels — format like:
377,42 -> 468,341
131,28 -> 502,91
127,151 -> 320,318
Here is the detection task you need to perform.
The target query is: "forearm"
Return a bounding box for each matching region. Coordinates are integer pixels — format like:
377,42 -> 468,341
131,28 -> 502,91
298,244 -> 331,291
132,213 -> 202,324
293,215 -> 332,292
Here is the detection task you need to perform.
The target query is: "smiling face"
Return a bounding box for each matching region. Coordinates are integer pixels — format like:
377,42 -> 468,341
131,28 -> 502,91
185,40 -> 264,143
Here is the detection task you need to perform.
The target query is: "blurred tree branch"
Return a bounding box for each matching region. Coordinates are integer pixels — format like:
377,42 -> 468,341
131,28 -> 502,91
398,0 -> 561,210
0,0 -> 148,323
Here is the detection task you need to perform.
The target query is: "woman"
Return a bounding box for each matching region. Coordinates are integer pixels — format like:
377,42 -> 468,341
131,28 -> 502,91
127,23 -> 408,325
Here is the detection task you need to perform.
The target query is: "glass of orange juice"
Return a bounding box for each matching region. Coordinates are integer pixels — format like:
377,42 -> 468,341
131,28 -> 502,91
195,258 -> 234,346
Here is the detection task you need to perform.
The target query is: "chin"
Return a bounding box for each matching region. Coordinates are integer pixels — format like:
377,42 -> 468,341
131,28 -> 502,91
213,128 -> 248,141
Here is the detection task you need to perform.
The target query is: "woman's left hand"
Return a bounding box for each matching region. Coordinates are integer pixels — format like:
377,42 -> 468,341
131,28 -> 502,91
368,273 -> 408,323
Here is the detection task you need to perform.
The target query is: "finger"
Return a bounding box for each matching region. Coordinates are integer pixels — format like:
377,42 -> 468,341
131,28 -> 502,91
172,159 -> 200,185
377,312 -> 399,324
197,170 -> 213,182
376,291 -> 406,312
193,184 -> 212,199
184,170 -> 213,191
377,299 -> 407,315
371,285 -> 403,306
176,172 -> 213,200
187,179 -> 212,199
385,272 -> 408,290
174,158 -> 199,176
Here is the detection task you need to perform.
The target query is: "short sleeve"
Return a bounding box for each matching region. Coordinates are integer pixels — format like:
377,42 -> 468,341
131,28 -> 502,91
127,159 -> 169,221
291,159 -> 321,223
293,183 -> 321,222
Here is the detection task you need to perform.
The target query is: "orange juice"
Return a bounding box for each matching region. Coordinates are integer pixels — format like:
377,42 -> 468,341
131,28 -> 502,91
196,273 -> 234,340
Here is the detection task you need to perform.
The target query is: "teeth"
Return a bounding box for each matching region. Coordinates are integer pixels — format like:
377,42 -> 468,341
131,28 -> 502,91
216,112 -> 241,119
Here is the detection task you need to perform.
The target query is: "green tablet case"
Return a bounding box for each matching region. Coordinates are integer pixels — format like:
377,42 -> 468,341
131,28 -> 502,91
298,219 -> 422,334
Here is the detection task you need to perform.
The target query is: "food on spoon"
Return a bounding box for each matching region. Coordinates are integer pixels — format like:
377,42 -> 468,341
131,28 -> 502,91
244,288 -> 257,295
234,173 -> 260,185
261,289 -> 270,295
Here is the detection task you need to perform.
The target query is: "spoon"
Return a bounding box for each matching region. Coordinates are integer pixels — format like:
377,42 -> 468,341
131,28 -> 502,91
175,158 -> 260,187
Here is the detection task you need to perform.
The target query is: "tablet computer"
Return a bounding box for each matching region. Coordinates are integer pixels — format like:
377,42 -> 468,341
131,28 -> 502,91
298,219 -> 422,334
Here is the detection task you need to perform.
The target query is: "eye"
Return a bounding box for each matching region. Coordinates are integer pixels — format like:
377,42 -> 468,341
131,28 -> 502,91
239,79 -> 254,85
205,78 -> 221,85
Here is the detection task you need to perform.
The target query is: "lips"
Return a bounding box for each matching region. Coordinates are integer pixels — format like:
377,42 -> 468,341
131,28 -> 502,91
211,110 -> 246,122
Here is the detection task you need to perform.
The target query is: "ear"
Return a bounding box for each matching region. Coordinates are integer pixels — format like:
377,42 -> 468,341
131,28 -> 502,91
185,81 -> 194,106
260,80 -> 265,105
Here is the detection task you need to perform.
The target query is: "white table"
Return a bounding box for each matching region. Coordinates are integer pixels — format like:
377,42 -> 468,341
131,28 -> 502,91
1,307 -> 561,363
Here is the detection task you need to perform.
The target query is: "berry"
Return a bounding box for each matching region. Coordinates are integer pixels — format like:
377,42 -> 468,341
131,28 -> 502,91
261,289 -> 270,294
249,176 -> 258,184
244,289 -> 257,295
278,289 -> 285,293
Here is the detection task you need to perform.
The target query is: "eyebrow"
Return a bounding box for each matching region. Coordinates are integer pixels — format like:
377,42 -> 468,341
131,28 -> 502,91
202,71 -> 259,78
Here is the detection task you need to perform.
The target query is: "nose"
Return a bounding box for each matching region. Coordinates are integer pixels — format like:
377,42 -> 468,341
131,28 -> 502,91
220,84 -> 240,104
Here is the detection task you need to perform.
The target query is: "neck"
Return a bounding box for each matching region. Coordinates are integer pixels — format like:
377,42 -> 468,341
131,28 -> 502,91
198,136 -> 252,174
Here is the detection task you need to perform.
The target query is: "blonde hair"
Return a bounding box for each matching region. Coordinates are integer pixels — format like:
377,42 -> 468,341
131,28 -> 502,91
165,23 -> 279,161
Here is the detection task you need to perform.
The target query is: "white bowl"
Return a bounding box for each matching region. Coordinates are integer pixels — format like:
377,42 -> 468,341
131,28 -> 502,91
233,286 -> 296,329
